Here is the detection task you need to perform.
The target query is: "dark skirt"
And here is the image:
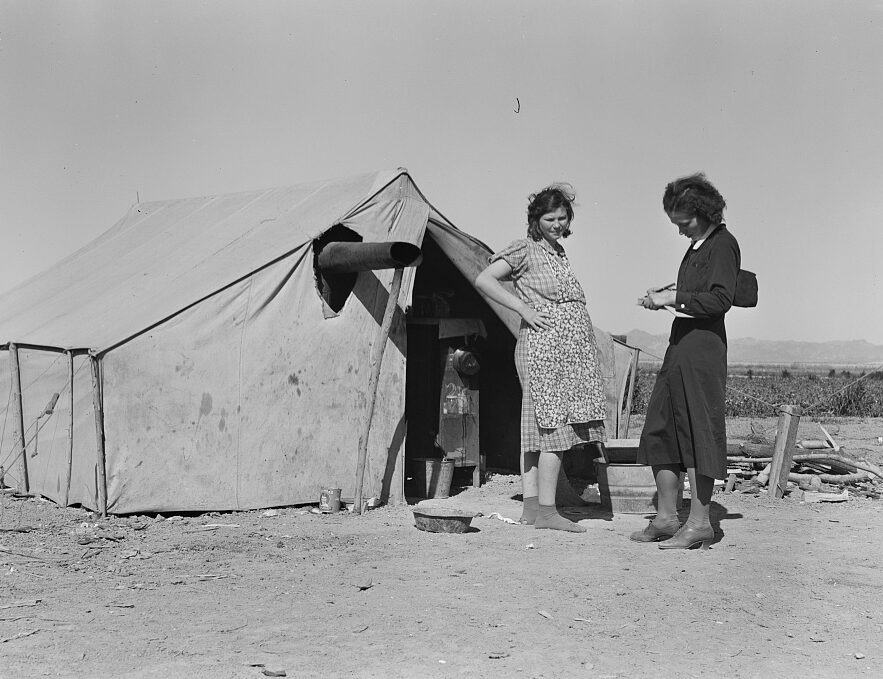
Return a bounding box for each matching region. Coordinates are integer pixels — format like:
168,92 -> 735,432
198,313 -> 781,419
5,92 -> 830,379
637,322 -> 728,480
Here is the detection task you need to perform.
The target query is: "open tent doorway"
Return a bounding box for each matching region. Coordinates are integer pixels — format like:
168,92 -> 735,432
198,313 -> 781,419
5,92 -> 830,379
404,228 -> 521,497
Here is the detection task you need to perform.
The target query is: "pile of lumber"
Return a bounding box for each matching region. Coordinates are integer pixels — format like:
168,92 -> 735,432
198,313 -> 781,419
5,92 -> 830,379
724,425 -> 883,502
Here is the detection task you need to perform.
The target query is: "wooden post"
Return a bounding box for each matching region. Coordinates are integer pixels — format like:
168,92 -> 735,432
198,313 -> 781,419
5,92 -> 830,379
63,351 -> 74,508
768,404 -> 802,499
619,348 -> 640,438
724,472 -> 738,493
89,354 -> 108,517
8,343 -> 29,493
354,267 -> 404,515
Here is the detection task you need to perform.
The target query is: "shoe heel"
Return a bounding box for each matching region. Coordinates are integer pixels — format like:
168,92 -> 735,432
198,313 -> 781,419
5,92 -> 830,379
658,525 -> 714,550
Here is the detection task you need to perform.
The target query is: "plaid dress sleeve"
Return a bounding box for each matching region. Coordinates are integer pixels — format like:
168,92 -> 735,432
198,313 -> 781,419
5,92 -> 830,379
489,239 -> 530,278
490,239 -> 560,307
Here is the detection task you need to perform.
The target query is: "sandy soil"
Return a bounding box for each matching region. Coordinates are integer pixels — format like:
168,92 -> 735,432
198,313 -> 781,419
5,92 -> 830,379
2,417 -> 882,679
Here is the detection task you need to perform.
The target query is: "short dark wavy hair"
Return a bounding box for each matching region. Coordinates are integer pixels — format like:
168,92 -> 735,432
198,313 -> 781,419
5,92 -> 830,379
662,173 -> 726,227
526,184 -> 575,241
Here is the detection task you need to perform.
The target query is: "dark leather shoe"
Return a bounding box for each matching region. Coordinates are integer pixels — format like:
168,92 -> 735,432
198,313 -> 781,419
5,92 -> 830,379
658,524 -> 714,550
629,519 -> 680,542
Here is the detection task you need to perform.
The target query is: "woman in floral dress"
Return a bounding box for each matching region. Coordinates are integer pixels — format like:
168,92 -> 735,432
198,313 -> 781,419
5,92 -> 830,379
475,185 -> 606,532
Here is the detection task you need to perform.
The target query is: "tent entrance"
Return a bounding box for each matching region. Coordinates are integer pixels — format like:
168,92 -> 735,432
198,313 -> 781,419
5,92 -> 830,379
404,235 -> 520,496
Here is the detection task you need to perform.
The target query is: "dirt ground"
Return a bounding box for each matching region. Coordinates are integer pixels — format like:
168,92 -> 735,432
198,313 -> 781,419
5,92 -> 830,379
2,417 -> 882,679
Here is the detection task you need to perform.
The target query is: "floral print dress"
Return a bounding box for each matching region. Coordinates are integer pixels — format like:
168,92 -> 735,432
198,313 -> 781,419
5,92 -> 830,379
491,238 -> 606,454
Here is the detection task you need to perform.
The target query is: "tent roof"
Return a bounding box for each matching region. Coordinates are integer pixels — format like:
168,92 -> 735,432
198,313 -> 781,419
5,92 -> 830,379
0,169 -> 438,352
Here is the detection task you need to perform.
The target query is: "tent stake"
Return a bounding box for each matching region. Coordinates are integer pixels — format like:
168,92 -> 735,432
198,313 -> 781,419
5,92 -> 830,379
8,344 -> 30,493
354,267 -> 404,515
89,354 -> 108,517
63,351 -> 74,508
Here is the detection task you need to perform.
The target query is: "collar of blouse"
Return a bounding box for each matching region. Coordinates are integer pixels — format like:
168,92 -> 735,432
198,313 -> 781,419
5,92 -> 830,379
537,237 -> 565,256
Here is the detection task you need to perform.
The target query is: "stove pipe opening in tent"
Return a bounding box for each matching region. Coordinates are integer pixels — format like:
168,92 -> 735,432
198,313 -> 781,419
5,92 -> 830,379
316,241 -> 422,274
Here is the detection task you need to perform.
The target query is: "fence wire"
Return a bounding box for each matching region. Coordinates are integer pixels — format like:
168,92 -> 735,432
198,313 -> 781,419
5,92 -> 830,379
634,347 -> 883,424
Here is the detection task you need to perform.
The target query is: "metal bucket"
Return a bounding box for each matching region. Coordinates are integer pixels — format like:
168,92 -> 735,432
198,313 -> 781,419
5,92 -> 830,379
410,458 -> 455,499
318,487 -> 342,513
594,461 -> 684,514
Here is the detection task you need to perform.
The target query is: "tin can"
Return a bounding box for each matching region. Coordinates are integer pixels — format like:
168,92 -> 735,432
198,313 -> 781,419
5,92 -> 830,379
318,487 -> 342,513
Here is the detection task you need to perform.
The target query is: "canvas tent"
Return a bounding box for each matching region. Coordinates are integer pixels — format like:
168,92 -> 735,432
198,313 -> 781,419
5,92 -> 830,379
0,169 -> 637,514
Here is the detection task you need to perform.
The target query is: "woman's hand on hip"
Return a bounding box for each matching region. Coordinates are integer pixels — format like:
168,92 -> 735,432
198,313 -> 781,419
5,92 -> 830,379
522,308 -> 552,331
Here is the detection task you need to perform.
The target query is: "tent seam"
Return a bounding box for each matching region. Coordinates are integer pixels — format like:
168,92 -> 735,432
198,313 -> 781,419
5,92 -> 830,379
95,243 -> 310,357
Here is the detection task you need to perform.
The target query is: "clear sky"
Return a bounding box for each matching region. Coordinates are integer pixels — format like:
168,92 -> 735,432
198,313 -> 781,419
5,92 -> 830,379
2,0 -> 882,344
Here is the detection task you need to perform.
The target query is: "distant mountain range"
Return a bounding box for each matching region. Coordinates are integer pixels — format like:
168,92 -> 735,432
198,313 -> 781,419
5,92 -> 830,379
625,329 -> 883,367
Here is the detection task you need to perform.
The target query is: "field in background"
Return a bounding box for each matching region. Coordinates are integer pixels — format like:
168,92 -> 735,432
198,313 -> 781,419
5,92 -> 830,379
631,363 -> 883,418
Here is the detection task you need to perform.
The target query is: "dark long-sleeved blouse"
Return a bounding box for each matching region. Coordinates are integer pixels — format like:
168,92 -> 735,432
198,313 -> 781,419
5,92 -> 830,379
638,224 -> 741,479
670,224 -> 740,345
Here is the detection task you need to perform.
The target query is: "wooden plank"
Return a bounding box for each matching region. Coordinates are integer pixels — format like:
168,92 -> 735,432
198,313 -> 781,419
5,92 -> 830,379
8,344 -> 29,492
90,354 -> 108,517
726,452 -> 883,479
817,424 -> 840,451
802,488 -> 849,503
63,351 -> 74,508
724,473 -> 738,493
768,405 -> 802,499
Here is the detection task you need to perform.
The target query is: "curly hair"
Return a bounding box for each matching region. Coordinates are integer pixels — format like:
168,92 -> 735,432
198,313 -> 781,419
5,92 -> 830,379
526,183 -> 575,241
662,173 -> 726,227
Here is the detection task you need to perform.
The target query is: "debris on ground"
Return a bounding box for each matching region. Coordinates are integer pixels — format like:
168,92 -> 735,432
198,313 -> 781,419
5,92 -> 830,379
485,512 -> 519,524
726,422 -> 882,501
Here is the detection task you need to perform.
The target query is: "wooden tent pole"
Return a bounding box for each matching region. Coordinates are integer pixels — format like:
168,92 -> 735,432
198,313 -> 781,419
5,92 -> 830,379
89,354 -> 108,517
354,267 -> 404,515
63,351 -> 74,508
619,348 -> 640,438
8,343 -> 30,493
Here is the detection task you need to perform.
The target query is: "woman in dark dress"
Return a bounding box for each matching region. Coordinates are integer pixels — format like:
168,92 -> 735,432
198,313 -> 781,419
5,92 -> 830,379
632,173 -> 740,549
